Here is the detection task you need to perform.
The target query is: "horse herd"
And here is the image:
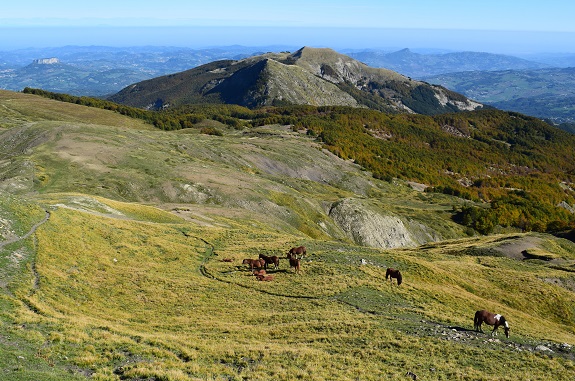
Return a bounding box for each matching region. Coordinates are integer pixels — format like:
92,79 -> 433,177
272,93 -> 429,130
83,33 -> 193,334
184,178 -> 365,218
240,246 -> 305,282
237,246 -> 511,337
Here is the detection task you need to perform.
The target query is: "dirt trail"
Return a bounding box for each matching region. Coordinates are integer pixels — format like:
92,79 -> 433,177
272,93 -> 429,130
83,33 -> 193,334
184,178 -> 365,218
0,210 -> 51,249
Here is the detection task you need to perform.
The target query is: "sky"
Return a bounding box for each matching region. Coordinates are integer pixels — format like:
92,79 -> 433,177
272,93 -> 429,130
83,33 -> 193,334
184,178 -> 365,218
2,0 -> 575,54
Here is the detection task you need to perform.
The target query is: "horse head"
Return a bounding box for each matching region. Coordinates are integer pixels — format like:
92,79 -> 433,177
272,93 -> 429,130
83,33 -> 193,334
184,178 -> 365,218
500,316 -> 510,338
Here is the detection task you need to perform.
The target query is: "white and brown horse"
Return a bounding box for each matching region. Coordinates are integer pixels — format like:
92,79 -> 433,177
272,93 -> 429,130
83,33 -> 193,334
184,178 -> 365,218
474,310 -> 510,338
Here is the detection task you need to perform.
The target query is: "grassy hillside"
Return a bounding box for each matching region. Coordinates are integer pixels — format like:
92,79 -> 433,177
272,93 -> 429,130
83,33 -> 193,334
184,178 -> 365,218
1,90 -> 575,380
21,88 -> 575,235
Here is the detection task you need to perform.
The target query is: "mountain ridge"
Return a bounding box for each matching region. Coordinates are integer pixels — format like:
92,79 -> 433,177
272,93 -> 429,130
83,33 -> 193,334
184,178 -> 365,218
348,48 -> 551,77
108,46 -> 484,115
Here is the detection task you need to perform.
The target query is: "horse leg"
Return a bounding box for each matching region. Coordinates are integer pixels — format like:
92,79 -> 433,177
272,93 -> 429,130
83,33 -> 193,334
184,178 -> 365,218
475,320 -> 483,333
491,324 -> 499,336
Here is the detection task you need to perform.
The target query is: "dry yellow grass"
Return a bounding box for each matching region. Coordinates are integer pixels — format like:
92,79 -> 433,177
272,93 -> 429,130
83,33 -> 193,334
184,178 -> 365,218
2,195 -> 571,380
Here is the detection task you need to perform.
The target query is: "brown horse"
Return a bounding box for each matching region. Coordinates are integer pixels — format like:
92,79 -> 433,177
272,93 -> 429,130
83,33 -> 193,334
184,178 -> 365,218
385,268 -> 402,286
252,269 -> 266,276
288,246 -> 306,259
474,310 -> 510,338
256,274 -> 274,281
287,252 -> 301,273
242,258 -> 265,270
259,254 -> 280,270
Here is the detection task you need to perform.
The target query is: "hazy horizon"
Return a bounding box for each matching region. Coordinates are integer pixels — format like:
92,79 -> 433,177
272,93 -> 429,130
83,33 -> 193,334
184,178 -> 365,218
3,1 -> 575,55
2,26 -> 575,56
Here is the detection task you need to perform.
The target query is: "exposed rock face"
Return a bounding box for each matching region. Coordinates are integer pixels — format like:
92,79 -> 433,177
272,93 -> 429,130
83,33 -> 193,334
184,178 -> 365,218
329,198 -> 445,249
33,58 -> 60,65
329,198 -> 417,248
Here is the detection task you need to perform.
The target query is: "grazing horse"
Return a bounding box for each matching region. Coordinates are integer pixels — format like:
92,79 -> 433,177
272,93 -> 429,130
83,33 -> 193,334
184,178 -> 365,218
242,258 -> 265,270
259,254 -> 280,270
287,253 -> 301,274
385,268 -> 402,286
474,310 -> 510,338
288,246 -> 306,259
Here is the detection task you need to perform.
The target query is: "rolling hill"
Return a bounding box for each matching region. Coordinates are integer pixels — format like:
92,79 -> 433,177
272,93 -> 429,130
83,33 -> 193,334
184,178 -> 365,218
0,45 -> 266,96
347,48 -> 550,78
425,67 -> 575,127
0,59 -> 154,97
108,46 -> 484,115
1,89 -> 575,380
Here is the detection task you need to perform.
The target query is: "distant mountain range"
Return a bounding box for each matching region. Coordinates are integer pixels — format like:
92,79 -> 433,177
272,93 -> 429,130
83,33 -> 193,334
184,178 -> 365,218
108,47 -> 483,115
2,46 -> 556,96
2,45 -> 575,127
424,67 -> 575,127
0,45 -> 267,96
347,48 -> 550,78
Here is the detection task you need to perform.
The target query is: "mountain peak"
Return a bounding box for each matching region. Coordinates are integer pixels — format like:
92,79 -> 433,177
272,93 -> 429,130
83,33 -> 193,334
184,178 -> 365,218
109,47 -> 484,114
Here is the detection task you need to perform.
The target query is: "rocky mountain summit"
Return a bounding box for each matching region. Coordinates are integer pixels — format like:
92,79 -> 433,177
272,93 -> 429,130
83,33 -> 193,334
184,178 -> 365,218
109,46 -> 484,114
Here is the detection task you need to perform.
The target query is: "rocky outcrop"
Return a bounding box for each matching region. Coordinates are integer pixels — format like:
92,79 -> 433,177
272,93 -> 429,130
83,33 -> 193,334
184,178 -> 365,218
32,58 -> 60,65
329,198 -> 442,249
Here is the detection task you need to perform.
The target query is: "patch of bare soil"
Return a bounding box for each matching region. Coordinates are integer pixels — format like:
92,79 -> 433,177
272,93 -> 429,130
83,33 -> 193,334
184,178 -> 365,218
490,235 -> 545,260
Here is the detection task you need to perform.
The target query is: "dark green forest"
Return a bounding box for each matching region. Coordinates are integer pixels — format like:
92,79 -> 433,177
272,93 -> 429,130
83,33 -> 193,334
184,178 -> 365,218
23,88 -> 575,235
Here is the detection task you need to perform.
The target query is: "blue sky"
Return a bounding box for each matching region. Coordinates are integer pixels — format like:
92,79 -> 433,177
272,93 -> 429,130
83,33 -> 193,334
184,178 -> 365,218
2,0 -> 575,53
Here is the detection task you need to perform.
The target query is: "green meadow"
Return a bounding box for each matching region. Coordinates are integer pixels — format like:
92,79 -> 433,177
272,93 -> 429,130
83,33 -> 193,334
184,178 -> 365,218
1,90 -> 574,380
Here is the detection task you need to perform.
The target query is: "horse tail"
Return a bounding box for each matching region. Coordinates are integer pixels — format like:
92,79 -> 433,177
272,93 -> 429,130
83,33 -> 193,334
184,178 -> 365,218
473,311 -> 480,330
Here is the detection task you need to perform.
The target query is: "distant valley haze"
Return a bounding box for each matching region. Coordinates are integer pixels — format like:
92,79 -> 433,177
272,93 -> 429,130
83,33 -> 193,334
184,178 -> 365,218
2,26 -> 575,55
2,0 -> 575,54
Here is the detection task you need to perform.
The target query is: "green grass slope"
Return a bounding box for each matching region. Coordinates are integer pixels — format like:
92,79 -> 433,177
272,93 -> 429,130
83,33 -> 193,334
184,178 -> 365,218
0,90 -> 574,380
